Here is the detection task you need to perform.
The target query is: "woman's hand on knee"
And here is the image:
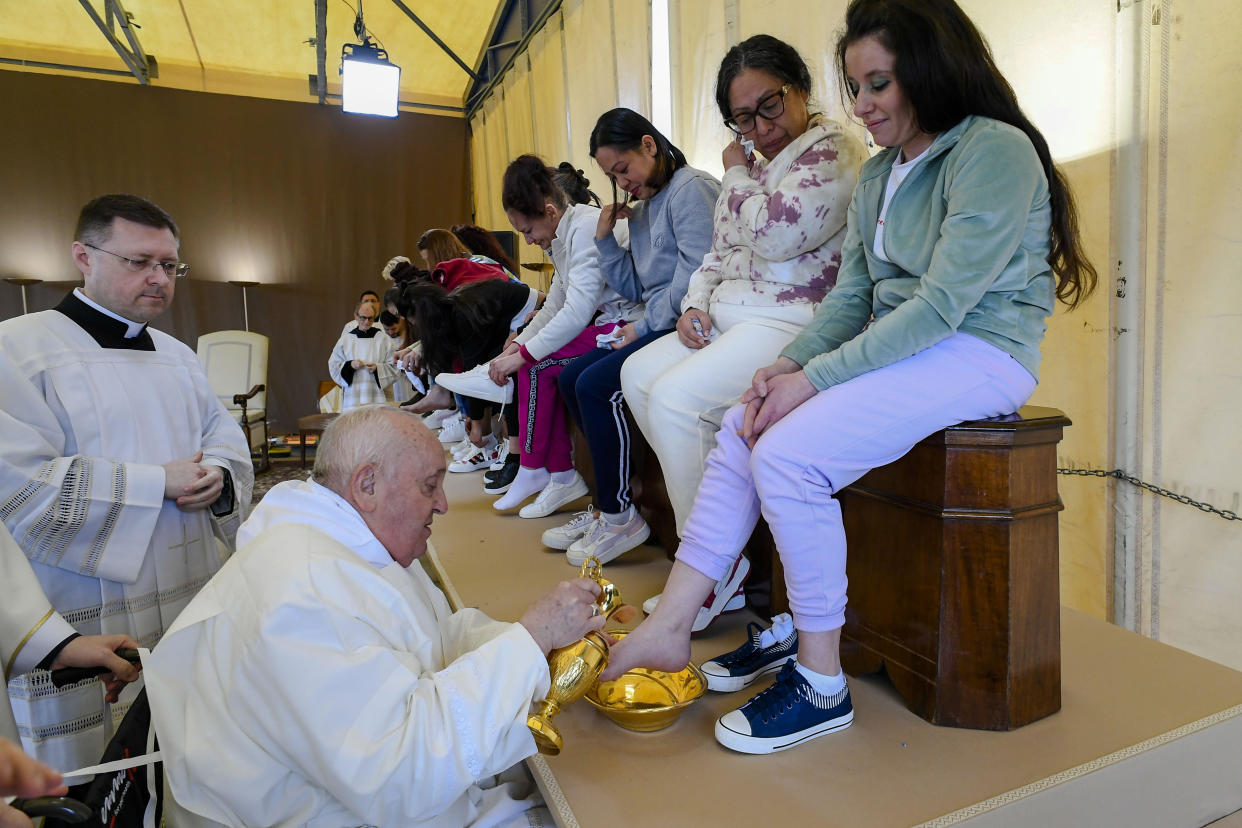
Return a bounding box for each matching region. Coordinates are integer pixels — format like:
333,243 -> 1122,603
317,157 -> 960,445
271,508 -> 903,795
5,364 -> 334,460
741,370 -> 817,448
741,356 -> 803,405
676,309 -> 712,349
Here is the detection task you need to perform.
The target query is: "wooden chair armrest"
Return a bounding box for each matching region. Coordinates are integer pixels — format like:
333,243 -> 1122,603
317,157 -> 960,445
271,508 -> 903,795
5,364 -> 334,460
232,384 -> 266,406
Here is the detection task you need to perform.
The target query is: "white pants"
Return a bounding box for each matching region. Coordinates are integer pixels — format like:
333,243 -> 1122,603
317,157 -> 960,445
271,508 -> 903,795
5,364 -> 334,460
620,301 -> 814,534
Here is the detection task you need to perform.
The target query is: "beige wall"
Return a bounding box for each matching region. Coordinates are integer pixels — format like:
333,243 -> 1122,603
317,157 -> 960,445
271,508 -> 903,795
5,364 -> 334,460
467,0 -> 1242,668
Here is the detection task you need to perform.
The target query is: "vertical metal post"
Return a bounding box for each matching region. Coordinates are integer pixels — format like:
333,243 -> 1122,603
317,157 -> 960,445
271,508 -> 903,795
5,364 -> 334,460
1110,0 -> 1151,632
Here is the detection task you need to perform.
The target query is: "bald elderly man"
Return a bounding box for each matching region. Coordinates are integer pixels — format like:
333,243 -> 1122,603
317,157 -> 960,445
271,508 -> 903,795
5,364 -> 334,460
144,405 -> 605,827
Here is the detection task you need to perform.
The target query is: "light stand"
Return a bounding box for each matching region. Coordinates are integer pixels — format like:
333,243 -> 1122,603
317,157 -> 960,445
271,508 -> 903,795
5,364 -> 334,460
227,280 -> 260,331
4,277 -> 43,314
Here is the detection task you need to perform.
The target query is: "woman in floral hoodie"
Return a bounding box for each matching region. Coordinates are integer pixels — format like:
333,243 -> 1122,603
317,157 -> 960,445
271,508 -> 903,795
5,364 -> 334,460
621,34 -> 865,630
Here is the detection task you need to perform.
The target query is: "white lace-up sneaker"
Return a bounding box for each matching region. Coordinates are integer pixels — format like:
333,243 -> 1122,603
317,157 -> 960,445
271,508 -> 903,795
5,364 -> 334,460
541,506 -> 597,550
451,436 -> 477,460
565,508 -> 650,565
433,364 -> 514,404
421,408 -> 455,430
437,414 -> 466,444
642,556 -> 750,633
448,438 -> 501,473
488,441 -> 511,471
518,473 -> 589,519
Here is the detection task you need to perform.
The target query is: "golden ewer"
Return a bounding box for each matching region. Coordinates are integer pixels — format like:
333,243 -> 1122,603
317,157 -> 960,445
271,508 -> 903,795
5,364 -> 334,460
527,556 -> 628,755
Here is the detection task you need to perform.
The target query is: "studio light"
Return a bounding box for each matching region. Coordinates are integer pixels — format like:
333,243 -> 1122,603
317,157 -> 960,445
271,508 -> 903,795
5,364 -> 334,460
340,42 -> 400,117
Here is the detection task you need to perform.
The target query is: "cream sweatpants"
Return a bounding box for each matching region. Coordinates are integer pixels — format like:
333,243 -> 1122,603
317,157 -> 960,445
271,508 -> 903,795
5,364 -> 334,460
620,301 -> 814,534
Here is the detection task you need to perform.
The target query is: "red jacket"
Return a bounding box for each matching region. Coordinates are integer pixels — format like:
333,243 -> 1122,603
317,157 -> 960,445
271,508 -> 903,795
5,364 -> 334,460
432,258 -> 508,292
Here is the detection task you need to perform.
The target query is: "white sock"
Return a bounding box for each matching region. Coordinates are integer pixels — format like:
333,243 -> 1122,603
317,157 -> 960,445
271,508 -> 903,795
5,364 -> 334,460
493,466 -> 550,509
795,662 -> 846,700
601,506 -> 633,525
550,469 -> 577,484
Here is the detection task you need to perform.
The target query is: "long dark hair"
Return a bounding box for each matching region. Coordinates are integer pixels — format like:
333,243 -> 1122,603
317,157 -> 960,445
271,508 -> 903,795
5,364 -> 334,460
714,35 -> 814,121
501,155 -> 600,219
589,108 -> 688,204
398,282 -> 455,376
398,280 -> 525,376
836,0 -> 1096,308
451,223 -> 519,274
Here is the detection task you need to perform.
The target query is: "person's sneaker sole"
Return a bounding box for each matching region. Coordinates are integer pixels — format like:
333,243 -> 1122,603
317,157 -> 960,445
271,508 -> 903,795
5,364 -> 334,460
483,479 -> 512,494
702,657 -> 790,693
565,519 -> 651,566
714,705 -> 852,754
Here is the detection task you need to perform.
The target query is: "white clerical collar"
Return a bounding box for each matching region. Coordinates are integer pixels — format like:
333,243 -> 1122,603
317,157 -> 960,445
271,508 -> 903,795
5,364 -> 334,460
74,288 -> 146,338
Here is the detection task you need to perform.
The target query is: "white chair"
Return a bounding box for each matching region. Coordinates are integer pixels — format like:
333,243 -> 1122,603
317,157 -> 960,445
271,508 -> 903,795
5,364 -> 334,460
197,330 -> 270,472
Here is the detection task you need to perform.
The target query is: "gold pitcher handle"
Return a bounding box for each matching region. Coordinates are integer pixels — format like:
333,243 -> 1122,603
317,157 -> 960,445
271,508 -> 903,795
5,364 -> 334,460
579,556 -> 603,582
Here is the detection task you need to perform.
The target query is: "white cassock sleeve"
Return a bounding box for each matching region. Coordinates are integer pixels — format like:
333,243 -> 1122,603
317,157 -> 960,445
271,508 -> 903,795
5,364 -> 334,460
328,333 -> 353,388
225,588 -> 549,824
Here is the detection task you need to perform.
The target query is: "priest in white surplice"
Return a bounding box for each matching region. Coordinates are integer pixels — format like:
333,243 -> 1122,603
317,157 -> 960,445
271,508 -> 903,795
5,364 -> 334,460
0,194 -> 253,773
329,301 -> 399,409
144,406 -> 606,828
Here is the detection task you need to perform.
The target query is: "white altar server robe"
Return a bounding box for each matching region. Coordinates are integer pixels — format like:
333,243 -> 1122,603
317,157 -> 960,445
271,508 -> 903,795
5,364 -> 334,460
145,479 -> 552,828
0,295 -> 253,771
1,525 -> 77,744
329,327 -> 399,409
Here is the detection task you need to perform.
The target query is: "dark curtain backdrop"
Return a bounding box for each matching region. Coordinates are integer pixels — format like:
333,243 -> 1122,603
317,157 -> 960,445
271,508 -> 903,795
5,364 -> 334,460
0,71 -> 471,434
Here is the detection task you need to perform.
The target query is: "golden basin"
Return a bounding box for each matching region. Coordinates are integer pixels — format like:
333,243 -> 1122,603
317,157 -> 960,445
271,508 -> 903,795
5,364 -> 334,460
585,633 -> 707,732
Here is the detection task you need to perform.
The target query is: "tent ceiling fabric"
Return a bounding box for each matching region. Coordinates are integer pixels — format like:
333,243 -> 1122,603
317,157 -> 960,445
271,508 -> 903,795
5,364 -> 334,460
0,0 -> 501,113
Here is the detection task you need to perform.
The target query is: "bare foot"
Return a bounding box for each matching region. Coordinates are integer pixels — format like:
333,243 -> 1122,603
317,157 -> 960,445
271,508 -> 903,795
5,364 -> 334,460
601,617 -> 691,681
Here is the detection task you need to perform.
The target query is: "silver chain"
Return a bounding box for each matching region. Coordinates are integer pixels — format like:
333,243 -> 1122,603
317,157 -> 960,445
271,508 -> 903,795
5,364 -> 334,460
1057,467 -> 1239,522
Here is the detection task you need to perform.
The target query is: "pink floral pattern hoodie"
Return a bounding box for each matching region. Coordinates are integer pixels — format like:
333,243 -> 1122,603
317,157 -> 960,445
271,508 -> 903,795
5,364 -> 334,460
681,114 -> 865,312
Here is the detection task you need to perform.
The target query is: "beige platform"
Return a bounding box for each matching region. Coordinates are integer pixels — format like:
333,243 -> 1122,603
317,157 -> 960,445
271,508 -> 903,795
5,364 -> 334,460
427,466 -> 1242,827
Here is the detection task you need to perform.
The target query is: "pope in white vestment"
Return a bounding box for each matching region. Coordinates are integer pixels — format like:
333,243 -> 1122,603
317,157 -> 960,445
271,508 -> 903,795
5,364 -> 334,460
145,406 -> 605,828
0,288 -> 252,772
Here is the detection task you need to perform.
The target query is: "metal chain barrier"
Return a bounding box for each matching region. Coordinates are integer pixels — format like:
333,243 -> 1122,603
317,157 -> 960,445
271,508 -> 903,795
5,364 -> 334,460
1057,467 -> 1239,522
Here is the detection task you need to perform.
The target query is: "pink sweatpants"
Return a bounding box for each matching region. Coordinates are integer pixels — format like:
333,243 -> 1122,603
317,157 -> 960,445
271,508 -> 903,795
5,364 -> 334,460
518,323 -> 616,472
676,333 -> 1037,632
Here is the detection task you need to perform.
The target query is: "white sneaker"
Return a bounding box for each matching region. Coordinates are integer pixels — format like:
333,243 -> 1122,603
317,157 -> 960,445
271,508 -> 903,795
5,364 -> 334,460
566,508 -> 651,565
422,408 -> 455,430
489,441 -> 511,471
434,364 -> 514,404
541,505 -> 597,550
642,556 -> 750,633
451,435 -> 477,460
518,473 -> 589,519
449,439 -> 501,473
437,414 -> 466,444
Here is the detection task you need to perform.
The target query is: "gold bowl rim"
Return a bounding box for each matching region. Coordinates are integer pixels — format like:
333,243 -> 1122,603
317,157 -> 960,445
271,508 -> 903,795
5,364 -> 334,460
583,634 -> 707,725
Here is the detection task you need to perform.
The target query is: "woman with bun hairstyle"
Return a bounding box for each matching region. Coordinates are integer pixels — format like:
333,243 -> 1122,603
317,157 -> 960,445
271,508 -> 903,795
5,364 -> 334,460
443,157 -> 641,512
619,36 -> 865,631
532,110 -> 719,566
606,0 -> 1096,755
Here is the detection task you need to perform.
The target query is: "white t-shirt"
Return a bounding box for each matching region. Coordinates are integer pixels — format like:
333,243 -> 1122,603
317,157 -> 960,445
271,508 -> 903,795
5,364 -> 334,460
873,146 -> 929,263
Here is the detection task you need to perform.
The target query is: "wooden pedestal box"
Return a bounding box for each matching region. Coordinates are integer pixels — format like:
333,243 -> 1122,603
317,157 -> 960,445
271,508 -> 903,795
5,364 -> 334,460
835,405 -> 1069,730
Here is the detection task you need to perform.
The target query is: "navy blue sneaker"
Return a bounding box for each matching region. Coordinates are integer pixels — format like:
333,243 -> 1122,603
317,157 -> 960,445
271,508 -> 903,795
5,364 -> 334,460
714,662 -> 853,754
700,614 -> 798,692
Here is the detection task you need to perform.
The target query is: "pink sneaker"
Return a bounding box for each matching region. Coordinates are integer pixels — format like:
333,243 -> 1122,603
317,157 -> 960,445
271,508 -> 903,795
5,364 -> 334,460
642,555 -> 750,633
